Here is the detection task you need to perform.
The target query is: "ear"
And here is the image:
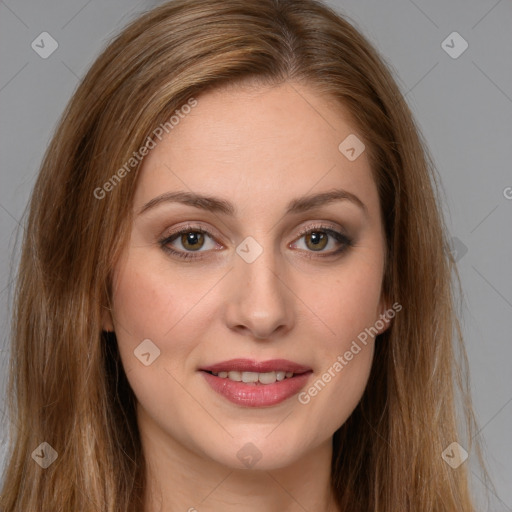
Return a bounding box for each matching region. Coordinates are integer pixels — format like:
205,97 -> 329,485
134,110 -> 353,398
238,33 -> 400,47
375,293 -> 393,336
101,305 -> 115,332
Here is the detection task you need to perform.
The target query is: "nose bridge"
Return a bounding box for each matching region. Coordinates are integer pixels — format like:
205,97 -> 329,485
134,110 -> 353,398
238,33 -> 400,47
241,243 -> 280,295
237,234 -> 284,306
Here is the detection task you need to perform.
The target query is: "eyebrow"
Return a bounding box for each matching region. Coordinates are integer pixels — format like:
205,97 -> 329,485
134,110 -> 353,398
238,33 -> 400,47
138,188 -> 368,217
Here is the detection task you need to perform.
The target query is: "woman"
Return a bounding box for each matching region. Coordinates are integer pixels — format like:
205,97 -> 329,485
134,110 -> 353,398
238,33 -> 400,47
0,0 -> 491,510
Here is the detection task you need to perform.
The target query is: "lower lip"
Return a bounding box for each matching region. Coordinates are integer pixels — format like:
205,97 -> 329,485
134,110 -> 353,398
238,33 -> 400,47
200,371 -> 312,407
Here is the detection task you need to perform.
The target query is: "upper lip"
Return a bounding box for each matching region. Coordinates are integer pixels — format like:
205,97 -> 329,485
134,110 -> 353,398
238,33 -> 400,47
199,358 -> 312,374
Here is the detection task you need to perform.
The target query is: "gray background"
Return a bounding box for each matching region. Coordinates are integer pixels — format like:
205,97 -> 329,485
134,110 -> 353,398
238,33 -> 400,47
0,0 -> 510,509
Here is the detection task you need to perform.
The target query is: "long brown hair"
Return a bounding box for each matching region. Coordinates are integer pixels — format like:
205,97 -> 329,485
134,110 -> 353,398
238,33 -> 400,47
1,0 -> 490,510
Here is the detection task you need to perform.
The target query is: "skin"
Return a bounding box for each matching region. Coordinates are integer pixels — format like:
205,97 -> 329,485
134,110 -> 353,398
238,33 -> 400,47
103,81 -> 390,511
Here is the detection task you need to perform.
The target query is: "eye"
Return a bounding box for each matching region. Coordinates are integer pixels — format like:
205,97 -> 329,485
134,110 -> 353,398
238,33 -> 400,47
291,224 -> 353,258
158,224 -> 220,260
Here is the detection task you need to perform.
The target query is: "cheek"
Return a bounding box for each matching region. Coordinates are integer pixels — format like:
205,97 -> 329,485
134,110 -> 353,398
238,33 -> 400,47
109,260 -> 206,426
299,259 -> 384,347
109,256 -> 206,373
296,272 -> 378,433
292,256 -> 382,416
114,234 -> 210,324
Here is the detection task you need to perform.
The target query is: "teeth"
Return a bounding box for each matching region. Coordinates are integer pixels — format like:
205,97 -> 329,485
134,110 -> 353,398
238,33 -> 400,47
241,371 -> 259,383
211,370 -> 296,384
257,371 -> 276,384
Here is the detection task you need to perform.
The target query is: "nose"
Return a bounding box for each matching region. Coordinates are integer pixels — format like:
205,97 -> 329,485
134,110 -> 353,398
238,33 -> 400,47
222,242 -> 294,340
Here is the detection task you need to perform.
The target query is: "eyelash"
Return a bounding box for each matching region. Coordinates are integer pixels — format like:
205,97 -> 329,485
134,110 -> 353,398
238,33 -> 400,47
158,223 -> 353,261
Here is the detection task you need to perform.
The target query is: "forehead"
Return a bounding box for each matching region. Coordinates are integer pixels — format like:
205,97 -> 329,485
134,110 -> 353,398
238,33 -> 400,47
133,81 -> 379,219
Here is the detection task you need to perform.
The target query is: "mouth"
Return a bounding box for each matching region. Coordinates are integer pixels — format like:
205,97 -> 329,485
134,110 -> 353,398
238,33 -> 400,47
199,359 -> 313,407
202,369 -> 304,385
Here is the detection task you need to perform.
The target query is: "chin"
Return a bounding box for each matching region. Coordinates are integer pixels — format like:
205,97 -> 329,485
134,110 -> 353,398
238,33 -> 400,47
196,430 -> 310,471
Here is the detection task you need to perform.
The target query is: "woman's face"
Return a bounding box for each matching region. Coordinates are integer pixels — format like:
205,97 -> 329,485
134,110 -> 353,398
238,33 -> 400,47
105,81 -> 389,471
